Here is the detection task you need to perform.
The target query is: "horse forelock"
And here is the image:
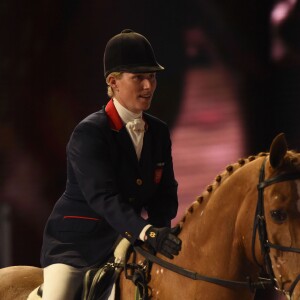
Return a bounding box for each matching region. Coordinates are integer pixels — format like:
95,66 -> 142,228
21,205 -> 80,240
178,152 -> 268,228
268,150 -> 300,176
286,150 -> 300,169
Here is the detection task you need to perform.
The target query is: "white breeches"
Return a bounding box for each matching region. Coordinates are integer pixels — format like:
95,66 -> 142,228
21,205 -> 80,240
42,263 -> 85,300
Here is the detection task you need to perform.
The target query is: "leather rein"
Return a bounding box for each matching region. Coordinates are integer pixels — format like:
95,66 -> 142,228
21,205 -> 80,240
134,157 -> 300,295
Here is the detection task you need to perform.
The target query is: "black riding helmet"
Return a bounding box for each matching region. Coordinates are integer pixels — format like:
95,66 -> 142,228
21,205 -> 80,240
103,29 -> 164,78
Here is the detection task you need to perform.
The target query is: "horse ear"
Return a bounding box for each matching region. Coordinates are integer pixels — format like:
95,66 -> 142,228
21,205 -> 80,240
269,133 -> 287,169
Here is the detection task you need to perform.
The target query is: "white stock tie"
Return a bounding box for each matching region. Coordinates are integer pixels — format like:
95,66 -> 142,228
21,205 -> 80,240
126,118 -> 145,160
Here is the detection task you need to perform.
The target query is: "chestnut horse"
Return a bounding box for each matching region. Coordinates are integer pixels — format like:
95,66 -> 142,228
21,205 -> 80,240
1,133 -> 300,300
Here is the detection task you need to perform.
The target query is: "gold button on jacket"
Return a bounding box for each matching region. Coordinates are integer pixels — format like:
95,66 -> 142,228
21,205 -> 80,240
136,178 -> 143,186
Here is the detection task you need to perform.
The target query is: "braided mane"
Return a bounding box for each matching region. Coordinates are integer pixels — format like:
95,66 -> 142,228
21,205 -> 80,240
178,149 -> 300,229
178,152 -> 268,228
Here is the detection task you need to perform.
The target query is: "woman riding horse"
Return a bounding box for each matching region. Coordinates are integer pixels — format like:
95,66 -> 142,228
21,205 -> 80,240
40,29 -> 181,300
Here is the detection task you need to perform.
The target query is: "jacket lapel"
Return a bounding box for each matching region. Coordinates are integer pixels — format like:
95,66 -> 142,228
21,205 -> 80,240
105,99 -> 140,170
116,127 -> 140,169
139,126 -> 151,166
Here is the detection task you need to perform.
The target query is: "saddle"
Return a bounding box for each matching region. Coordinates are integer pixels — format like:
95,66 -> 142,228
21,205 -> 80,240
82,262 -> 120,300
82,238 -> 131,300
82,238 -> 152,300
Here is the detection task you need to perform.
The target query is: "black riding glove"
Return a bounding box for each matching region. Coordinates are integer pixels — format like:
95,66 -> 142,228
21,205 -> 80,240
144,226 -> 182,259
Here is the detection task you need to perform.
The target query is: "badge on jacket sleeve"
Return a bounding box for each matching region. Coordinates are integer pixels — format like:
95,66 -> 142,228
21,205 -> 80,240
154,162 -> 164,184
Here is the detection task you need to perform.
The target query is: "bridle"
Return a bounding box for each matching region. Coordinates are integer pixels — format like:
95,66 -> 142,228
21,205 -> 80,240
252,157 -> 300,297
133,157 -> 300,298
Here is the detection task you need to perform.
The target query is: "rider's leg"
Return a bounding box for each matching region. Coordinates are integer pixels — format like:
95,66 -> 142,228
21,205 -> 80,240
42,263 -> 85,300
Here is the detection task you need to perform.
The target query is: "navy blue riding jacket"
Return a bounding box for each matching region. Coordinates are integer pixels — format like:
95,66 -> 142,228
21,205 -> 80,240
40,99 -> 178,268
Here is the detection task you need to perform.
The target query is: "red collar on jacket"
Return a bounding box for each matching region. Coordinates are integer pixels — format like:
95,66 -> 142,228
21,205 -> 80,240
105,99 -> 123,131
105,98 -> 148,132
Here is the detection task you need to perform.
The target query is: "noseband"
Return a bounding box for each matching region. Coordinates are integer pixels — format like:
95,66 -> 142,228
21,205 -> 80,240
252,157 -> 300,297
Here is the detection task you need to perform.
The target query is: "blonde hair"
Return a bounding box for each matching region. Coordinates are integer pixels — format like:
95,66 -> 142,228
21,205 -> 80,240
106,72 -> 123,97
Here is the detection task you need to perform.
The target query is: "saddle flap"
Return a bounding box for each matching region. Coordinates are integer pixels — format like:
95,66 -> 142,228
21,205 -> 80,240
82,264 -> 119,300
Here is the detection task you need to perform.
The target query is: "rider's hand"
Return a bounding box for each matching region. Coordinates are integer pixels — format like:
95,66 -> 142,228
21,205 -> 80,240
144,226 -> 182,259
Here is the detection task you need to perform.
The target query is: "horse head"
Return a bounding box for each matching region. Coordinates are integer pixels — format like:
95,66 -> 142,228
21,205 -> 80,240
259,133 -> 300,299
165,132 -> 300,300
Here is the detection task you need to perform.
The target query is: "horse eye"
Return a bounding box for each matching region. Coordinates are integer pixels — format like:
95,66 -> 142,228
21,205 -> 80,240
270,210 -> 288,223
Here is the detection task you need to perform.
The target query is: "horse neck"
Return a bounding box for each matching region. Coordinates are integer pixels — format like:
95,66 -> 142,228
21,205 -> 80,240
176,156 -> 264,280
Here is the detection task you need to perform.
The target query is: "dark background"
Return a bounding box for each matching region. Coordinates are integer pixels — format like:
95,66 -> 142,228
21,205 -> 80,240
2,1 -> 300,299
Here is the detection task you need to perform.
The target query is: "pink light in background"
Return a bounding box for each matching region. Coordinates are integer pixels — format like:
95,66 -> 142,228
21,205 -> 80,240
271,0 -> 297,24
171,27 -> 244,223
